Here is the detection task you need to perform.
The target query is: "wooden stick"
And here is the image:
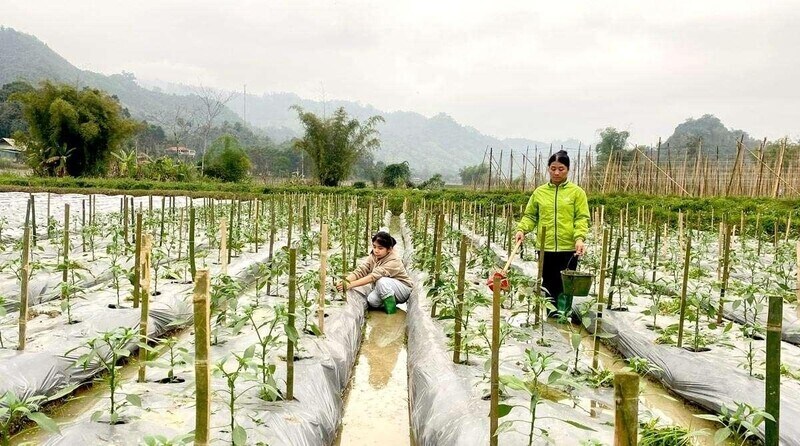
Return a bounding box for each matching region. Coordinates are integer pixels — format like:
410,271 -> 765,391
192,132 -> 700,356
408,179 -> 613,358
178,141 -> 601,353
193,269 -> 211,446
765,294 -> 782,446
614,372 -> 639,446
138,234 -> 153,383
677,229 -> 692,348
718,223 -> 732,324
534,227 -> 547,325
489,275 -> 501,446
219,220 -> 228,275
133,212 -> 143,308
62,204 -> 70,301
593,228 -> 610,370
189,207 -> 196,281
17,223 -> 31,350
318,224 -> 328,333
286,248 -> 297,400
453,234 -> 468,364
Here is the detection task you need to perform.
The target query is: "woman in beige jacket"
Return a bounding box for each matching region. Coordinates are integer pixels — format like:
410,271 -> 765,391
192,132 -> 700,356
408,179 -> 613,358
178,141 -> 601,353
336,231 -> 412,310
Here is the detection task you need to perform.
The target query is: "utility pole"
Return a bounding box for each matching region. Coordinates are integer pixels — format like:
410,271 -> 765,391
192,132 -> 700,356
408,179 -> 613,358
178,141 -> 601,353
243,84 -> 247,126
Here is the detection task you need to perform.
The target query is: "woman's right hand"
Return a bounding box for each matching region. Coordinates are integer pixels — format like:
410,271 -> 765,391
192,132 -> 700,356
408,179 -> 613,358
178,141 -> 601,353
514,231 -> 525,245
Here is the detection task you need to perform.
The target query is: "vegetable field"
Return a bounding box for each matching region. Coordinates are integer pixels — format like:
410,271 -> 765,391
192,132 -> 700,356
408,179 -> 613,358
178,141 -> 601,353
0,190 -> 797,446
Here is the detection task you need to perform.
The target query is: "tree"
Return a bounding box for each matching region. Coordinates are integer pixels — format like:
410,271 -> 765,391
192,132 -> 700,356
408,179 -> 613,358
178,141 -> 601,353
418,173 -> 446,190
12,81 -> 139,176
195,85 -> 236,176
458,163 -> 489,186
382,161 -> 411,187
292,106 -> 384,186
205,135 -> 251,182
595,127 -> 630,166
0,81 -> 33,137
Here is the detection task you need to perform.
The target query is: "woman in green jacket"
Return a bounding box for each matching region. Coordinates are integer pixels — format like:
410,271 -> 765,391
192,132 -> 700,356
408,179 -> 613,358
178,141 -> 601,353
514,150 -> 590,306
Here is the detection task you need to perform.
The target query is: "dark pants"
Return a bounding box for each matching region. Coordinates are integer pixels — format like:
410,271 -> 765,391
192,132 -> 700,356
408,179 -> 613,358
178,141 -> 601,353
542,251 -> 578,299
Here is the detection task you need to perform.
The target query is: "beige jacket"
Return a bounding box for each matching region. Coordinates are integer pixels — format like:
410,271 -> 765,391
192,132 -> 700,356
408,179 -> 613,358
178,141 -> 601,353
351,251 -> 412,288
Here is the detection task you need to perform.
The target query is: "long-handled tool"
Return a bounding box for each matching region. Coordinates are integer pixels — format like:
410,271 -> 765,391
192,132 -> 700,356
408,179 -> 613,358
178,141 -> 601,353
486,239 -> 523,292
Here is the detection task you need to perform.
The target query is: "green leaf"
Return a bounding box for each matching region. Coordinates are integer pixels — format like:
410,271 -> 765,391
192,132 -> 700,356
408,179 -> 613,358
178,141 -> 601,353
90,410 -> 103,422
499,375 -> 527,391
713,427 -> 731,445
27,411 -> 60,433
497,403 -> 514,418
285,325 -> 300,343
232,425 -> 247,446
561,419 -> 596,431
126,393 -> 142,407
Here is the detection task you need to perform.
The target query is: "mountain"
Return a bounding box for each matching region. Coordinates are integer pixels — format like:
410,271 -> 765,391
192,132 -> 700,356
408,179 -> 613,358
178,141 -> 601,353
663,114 -> 759,158
0,26 -> 579,178
0,27 -> 241,125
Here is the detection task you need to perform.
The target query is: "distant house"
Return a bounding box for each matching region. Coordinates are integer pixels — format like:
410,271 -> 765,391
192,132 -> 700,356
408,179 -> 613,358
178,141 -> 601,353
165,146 -> 196,157
0,138 -> 24,163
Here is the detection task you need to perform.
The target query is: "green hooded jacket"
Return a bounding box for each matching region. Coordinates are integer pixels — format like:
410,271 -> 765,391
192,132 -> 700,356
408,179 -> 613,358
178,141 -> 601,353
516,180 -> 590,252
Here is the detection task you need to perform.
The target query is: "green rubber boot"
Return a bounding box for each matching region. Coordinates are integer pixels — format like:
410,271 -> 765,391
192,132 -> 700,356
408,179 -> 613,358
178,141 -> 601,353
383,294 -> 397,314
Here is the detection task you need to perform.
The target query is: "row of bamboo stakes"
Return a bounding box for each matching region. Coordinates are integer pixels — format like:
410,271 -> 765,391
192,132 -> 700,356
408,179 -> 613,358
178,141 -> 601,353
476,138 -> 800,199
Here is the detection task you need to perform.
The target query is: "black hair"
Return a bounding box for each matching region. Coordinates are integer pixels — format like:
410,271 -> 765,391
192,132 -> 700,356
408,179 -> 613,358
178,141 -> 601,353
548,150 -> 570,169
371,231 -> 397,249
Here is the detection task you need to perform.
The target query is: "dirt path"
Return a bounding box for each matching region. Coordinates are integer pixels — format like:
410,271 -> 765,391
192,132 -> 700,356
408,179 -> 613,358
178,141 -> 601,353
335,216 -> 411,446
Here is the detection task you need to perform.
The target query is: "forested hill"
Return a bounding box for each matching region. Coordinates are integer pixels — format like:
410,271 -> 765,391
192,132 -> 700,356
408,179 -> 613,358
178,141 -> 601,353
0,26 -> 578,177
663,114 -> 759,158
0,27 -> 242,125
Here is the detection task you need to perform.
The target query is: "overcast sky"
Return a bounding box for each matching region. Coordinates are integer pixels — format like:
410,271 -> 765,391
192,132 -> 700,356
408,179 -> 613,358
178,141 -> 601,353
4,0 -> 799,145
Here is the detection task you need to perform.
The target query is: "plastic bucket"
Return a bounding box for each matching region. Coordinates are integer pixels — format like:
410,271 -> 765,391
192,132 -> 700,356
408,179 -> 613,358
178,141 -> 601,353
383,295 -> 397,314
561,270 -> 593,297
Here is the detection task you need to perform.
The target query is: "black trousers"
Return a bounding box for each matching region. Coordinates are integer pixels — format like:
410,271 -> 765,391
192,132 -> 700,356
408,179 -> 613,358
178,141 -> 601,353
541,251 -> 578,298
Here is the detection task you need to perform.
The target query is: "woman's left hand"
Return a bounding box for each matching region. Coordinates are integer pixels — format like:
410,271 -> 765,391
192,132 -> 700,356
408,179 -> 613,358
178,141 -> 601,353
575,240 -> 586,256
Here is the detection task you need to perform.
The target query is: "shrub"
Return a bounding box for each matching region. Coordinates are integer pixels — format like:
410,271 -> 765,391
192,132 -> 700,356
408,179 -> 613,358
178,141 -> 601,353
206,146 -> 251,182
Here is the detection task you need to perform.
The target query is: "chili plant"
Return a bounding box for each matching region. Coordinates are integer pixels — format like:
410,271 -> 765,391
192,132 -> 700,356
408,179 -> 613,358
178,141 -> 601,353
71,327 -> 142,424
0,391 -> 60,446
498,349 -> 592,445
213,346 -> 258,446
246,305 -> 286,402
107,227 -> 127,307
143,336 -> 191,383
57,259 -> 89,324
695,402 -> 773,446
297,270 -> 321,334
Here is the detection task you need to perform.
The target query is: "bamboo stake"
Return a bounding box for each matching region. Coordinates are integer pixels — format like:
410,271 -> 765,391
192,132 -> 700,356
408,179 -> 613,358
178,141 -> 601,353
318,224 -> 328,333
796,241 -> 800,318
430,212 -> 444,317
718,223 -> 732,324
765,294 -> 782,446
286,248 -> 297,400
593,228 -> 610,370
193,269 -> 211,446
614,372 -> 639,446
453,234 -> 468,364
138,234 -> 153,383
61,204 -> 70,301
534,227 -> 547,325
676,229 -> 692,348
30,194 -> 37,245
18,223 -> 31,350
489,276 -> 501,446
216,217 -> 227,274
189,207 -> 196,281
133,212 -> 143,308
773,139 -> 786,198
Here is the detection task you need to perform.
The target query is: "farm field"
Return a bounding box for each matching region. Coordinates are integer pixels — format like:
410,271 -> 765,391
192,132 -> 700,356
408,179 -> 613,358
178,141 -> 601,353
0,190 -> 796,446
